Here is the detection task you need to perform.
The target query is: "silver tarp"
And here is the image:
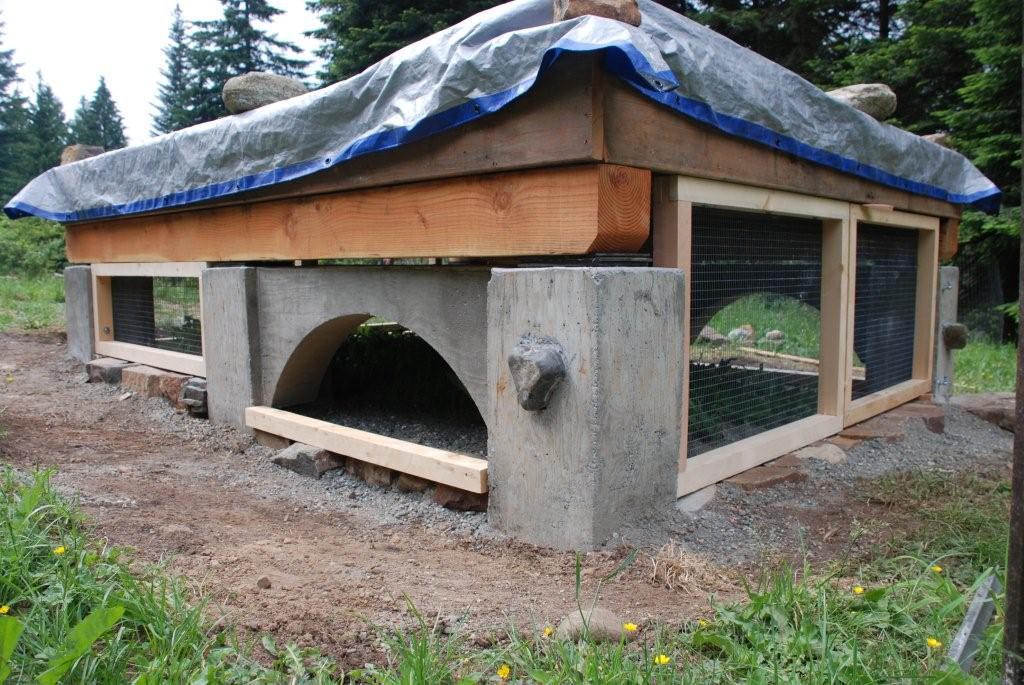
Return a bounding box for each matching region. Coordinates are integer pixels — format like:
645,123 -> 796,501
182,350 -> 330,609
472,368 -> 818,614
4,0 -> 1000,222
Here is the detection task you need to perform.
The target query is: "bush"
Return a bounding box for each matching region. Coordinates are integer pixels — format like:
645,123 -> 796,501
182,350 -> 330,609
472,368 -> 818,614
0,215 -> 66,276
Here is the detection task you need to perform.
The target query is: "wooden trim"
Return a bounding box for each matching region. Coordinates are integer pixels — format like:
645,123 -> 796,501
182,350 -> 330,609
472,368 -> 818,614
94,340 -> 206,377
245,406 -> 488,493
652,177 -> 692,472
667,176 -> 850,219
66,164 -> 652,263
914,227 -> 939,380
939,216 -> 960,261
92,274 -> 114,343
850,205 -> 941,231
92,262 -> 205,278
844,379 -> 930,427
818,217 -> 850,416
677,414 -> 842,496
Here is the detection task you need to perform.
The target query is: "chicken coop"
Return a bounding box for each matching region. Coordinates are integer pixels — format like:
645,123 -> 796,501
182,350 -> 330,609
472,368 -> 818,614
5,0 -> 998,548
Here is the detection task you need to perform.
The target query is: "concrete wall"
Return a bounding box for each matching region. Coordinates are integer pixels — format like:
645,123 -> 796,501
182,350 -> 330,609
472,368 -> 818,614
203,267 -> 261,426
64,266 -> 94,363
487,267 -> 685,549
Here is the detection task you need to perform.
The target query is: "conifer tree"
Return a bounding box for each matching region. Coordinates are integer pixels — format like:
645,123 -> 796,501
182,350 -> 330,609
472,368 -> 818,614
28,75 -> 68,175
0,17 -> 34,202
69,78 -> 126,150
153,5 -> 192,134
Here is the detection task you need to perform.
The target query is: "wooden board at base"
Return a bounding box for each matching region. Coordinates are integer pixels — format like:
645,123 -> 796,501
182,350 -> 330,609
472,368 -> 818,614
245,406 -> 488,493
66,164 -> 651,264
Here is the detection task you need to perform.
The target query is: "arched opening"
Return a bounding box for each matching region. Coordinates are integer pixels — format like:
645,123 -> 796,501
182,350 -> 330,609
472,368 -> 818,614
275,317 -> 487,458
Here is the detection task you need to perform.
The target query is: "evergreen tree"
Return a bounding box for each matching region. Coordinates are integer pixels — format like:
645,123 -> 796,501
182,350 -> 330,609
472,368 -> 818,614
28,75 -> 68,175
69,78 -> 127,150
186,0 -> 309,124
153,5 -> 192,134
0,16 -> 34,203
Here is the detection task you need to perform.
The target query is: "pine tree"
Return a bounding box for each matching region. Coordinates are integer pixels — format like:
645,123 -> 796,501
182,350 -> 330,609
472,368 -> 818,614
0,16 -> 35,203
186,0 -> 309,124
153,5 -> 192,134
69,78 -> 127,150
28,75 -> 68,175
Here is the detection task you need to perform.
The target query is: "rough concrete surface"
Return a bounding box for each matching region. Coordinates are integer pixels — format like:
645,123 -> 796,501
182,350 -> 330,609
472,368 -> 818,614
64,266 -> 94,363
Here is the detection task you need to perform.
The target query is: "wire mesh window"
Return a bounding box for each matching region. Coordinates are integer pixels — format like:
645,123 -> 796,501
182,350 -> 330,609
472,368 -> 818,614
688,207 -> 823,458
851,224 -> 918,400
111,276 -> 202,356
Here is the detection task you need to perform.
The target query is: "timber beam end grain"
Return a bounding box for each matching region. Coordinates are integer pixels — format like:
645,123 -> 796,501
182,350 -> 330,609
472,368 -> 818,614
65,164 -> 652,263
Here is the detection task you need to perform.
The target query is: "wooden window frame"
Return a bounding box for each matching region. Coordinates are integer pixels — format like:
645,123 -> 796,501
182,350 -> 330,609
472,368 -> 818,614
843,206 -> 939,426
91,262 -> 207,377
654,176 -> 851,496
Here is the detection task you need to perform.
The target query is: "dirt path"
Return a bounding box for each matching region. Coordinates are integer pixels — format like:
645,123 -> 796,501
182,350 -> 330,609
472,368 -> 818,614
0,333 -> 720,666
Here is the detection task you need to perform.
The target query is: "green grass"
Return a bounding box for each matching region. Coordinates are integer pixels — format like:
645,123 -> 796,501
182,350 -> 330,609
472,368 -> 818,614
954,340 -> 1017,393
0,468 -> 1010,683
699,294 -> 822,359
0,275 -> 64,332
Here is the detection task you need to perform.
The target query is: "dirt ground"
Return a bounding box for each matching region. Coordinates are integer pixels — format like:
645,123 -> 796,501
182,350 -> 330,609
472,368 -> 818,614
0,332 -> 1013,667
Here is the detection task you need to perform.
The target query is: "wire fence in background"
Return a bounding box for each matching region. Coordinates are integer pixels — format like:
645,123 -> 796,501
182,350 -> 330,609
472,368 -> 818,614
111,276 -> 202,356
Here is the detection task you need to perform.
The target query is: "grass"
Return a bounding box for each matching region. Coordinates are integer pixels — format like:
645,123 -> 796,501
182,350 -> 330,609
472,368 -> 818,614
954,339 -> 1017,393
0,467 -> 1010,683
0,274 -> 64,332
698,293 -> 822,359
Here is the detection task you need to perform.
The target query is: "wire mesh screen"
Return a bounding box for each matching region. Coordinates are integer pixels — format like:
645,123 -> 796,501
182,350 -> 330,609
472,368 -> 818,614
111,276 -> 202,356
688,207 -> 823,458
850,224 -> 918,400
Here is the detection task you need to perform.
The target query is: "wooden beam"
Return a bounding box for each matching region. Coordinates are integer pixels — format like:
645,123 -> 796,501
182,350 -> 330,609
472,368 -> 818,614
844,378 -> 930,427
939,216 -> 960,261
92,262 -> 205,278
651,177 -> 691,472
66,164 -> 651,263
245,406 -> 488,493
602,76 -> 962,220
94,340 -> 206,377
818,217 -> 850,417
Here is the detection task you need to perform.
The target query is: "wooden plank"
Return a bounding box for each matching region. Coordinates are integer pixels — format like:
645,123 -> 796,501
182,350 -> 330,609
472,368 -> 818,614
66,164 -> 651,263
914,226 -> 939,380
95,339 -> 206,377
668,175 -> 850,220
651,177 -> 691,472
92,262 -> 205,278
677,414 -> 842,496
819,217 -> 850,416
602,76 -> 961,220
245,406 -> 488,493
92,274 -> 114,343
844,378 -> 930,427
939,216 -> 960,261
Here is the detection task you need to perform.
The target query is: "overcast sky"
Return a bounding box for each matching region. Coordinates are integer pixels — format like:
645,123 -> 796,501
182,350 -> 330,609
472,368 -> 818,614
0,0 -> 321,144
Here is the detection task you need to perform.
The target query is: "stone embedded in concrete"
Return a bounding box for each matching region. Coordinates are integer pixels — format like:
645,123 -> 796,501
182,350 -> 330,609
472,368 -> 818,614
121,365 -> 190,405
222,72 -> 308,114
202,267 -> 261,427
951,393 -> 1015,433
87,357 -> 134,384
553,0 -> 640,25
507,336 -> 567,411
555,607 -> 625,643
727,465 -> 807,491
396,473 -> 432,493
675,484 -> 717,513
64,266 -> 95,363
180,377 -> 208,417
942,323 -> 969,350
272,442 -> 345,479
432,484 -> 488,511
488,267 -> 684,549
254,429 -> 291,450
347,459 -> 394,488
792,443 -> 847,465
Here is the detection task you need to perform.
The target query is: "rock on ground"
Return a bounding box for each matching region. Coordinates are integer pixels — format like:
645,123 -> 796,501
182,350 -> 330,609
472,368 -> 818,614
951,393 -> 1015,433
555,607 -> 625,642
826,83 -> 897,120
272,442 -> 345,479
222,72 -> 308,114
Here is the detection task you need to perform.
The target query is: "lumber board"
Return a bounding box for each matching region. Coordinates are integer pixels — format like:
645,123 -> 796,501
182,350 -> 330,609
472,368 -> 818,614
245,406 -> 488,493
94,340 -> 206,377
844,378 -> 930,427
677,414 -> 841,495
601,76 -> 961,220
66,164 -> 651,263
818,217 -> 850,417
92,262 -> 205,278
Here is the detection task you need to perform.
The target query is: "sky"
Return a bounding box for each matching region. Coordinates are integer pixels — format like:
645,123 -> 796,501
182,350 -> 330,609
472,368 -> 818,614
0,0 -> 321,144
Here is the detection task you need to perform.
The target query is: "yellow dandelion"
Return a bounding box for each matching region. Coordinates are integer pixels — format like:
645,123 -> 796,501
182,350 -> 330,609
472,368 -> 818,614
931,565 -> 943,574
852,585 -> 865,595
927,637 -> 942,649
654,654 -> 671,666
543,626 -> 554,638
496,663 -> 511,680
623,622 -> 638,633
53,546 -> 66,556
0,605 -> 8,615
697,619 -> 709,628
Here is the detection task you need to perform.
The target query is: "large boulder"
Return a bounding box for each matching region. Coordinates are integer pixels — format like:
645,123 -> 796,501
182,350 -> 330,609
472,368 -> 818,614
825,83 -> 897,121
951,393 -> 1015,432
60,144 -> 104,165
222,72 -> 308,114
553,0 -> 641,26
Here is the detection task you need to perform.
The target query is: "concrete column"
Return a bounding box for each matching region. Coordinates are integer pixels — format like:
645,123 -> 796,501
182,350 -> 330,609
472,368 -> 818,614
487,267 -> 685,549
64,265 -> 94,363
933,266 -> 959,403
202,266 -> 261,427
